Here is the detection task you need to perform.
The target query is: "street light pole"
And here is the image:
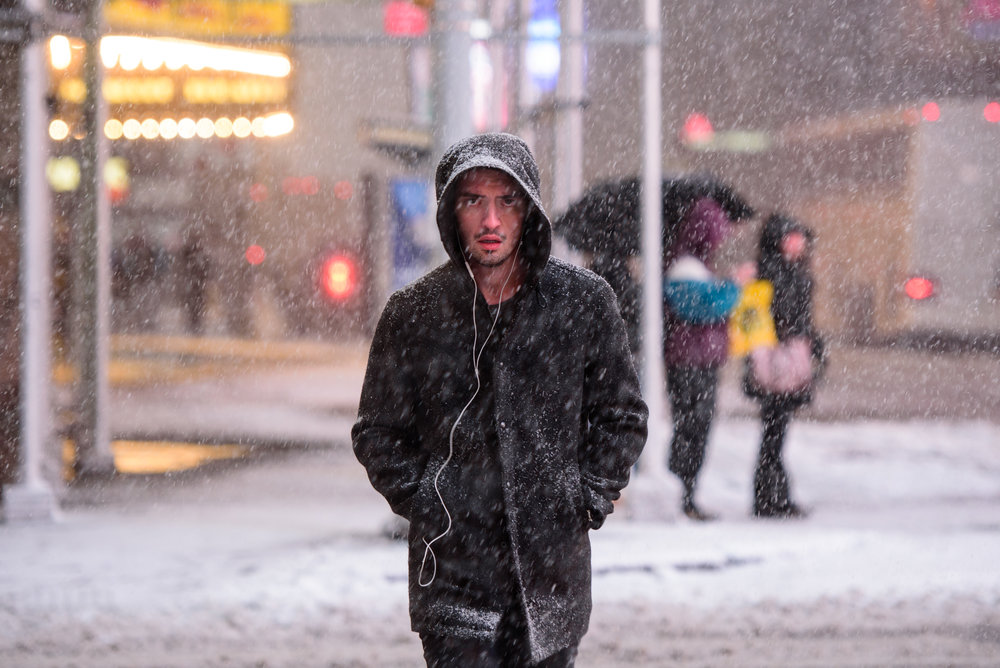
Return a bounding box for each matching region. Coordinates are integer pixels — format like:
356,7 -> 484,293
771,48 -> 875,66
71,0 -> 114,478
637,0 -> 667,479
431,0 -> 475,159
6,0 -> 58,521
553,0 -> 583,214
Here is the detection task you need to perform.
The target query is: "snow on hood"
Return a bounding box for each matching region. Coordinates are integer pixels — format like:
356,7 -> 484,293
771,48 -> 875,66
433,132 -> 552,280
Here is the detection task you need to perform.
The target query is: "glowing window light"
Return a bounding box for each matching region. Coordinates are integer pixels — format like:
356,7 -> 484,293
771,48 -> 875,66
58,78 -> 87,104
159,118 -> 179,139
140,118 -> 159,139
232,117 -> 252,138
178,118 -> 197,139
50,36 -> 72,70
195,118 -> 215,138
260,112 -> 293,137
46,157 -> 81,192
104,157 -> 129,194
49,119 -> 71,141
103,77 -> 174,104
214,117 -> 234,138
99,36 -> 291,78
122,119 -> 142,140
104,119 -> 124,140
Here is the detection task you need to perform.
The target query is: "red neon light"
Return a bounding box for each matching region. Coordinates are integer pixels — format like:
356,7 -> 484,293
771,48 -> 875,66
904,277 -> 935,300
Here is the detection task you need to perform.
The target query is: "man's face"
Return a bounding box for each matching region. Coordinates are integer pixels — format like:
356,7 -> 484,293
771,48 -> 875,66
455,169 -> 528,269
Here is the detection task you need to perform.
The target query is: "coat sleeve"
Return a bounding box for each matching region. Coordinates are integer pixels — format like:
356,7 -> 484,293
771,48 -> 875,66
578,281 -> 649,529
351,295 -> 427,520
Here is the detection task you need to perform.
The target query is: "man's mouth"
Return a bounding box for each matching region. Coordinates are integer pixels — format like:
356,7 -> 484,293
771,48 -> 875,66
477,235 -> 503,250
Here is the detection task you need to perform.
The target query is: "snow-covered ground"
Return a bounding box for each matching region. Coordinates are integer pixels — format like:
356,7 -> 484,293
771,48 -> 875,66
2,418 -> 999,667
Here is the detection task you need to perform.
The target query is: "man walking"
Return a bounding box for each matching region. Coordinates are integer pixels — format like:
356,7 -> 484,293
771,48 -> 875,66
352,132 -> 648,667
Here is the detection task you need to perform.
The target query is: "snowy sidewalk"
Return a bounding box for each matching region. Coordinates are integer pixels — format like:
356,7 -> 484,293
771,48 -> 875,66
3,418 -> 999,667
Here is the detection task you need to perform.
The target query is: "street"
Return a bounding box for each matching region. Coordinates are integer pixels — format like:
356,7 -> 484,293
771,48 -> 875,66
2,336 -> 999,667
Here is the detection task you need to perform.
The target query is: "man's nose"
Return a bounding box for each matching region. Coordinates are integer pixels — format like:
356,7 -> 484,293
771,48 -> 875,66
483,202 -> 502,229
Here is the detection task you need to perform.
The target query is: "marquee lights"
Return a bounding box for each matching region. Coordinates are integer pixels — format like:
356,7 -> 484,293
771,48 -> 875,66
99,35 -> 291,78
52,35 -> 291,79
101,113 -> 293,140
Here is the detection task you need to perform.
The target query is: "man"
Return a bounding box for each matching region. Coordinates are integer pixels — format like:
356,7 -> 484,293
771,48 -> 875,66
352,132 -> 648,667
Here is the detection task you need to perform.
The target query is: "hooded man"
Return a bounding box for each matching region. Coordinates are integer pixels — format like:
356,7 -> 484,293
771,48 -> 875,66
352,132 -> 648,667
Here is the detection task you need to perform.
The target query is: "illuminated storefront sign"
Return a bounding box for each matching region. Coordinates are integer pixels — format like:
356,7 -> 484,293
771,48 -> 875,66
104,0 -> 290,39
47,0 -> 293,141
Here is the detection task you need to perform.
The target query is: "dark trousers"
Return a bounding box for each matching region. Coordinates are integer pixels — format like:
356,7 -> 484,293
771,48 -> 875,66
754,399 -> 794,514
420,604 -> 578,668
666,366 -> 719,499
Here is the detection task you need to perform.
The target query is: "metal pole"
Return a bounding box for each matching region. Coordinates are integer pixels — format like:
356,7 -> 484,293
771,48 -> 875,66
6,0 -> 59,521
553,0 -> 584,214
432,0 -> 475,158
516,0 -> 535,148
637,0 -> 668,478
71,0 -> 114,478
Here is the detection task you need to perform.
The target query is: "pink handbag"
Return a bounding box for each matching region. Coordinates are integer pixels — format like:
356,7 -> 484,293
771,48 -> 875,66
749,337 -> 813,394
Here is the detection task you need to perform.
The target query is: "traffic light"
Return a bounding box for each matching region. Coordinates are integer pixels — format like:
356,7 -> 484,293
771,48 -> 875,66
318,252 -> 359,302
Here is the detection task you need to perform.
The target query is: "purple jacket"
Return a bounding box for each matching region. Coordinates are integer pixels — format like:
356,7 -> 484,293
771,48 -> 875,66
663,198 -> 733,368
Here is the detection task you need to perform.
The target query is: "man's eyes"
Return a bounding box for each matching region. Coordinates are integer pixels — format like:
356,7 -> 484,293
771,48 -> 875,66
457,194 -> 523,210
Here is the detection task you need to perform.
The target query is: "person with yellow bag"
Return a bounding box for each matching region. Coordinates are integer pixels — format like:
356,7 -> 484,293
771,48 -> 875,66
732,213 -> 826,519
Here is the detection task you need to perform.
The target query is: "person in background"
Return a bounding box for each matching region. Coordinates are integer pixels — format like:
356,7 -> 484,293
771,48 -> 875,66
743,213 -> 825,519
352,133 -> 648,667
662,197 -> 741,521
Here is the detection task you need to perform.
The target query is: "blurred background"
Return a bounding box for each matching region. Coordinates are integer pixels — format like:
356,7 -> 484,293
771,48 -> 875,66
1,0 -> 999,513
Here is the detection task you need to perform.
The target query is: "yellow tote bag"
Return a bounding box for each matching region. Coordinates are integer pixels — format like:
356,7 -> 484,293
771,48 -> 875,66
728,279 -> 778,357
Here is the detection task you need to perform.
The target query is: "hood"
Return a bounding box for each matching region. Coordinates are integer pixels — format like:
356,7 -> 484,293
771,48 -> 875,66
758,213 -> 815,280
434,132 -> 552,279
670,197 -> 732,263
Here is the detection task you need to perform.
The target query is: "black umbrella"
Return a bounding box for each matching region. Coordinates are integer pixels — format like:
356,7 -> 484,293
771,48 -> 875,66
554,173 -> 754,355
554,173 -> 754,257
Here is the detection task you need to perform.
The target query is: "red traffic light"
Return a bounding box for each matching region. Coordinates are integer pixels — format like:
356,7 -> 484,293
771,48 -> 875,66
319,253 -> 359,301
904,276 -> 935,300
681,112 -> 714,146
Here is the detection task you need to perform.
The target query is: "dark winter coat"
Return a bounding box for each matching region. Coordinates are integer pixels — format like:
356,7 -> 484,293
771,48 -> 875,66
663,198 -> 735,368
352,133 -> 648,662
743,213 -> 825,407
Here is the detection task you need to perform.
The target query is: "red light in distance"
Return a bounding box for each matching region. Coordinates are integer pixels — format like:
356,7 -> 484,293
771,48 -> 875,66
283,176 -> 320,196
320,255 -> 357,301
984,102 -> 1000,123
245,244 -> 266,265
249,183 -> 268,202
384,1 -> 428,36
334,180 -> 354,201
922,102 -> 941,122
682,113 -> 714,145
904,277 -> 935,300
